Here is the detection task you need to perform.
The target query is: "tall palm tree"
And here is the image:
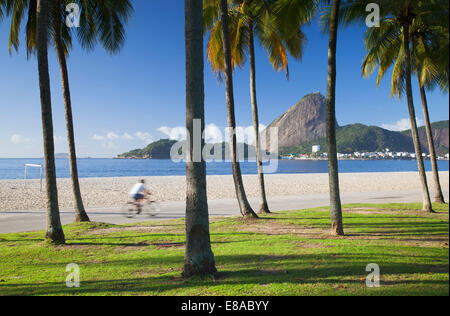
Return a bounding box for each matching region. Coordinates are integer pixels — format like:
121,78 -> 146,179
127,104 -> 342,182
217,0 -> 258,218
362,16 -> 448,204
324,0 -> 344,235
398,21 -> 448,204
183,0 -> 217,277
335,0 -> 447,213
52,0 -> 132,222
204,0 -> 313,214
418,78 -> 446,204
36,0 -> 65,244
6,0 -> 133,222
52,0 -> 89,222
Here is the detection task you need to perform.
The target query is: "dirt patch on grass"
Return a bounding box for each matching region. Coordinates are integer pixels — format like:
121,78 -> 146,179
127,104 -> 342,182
343,207 -> 437,216
237,210 -> 449,247
87,225 -> 183,235
151,242 -> 185,249
343,207 -> 449,219
53,244 -> 103,251
114,241 -> 185,252
114,241 -> 151,252
343,208 -> 391,215
236,219 -> 343,241
240,220 -> 324,237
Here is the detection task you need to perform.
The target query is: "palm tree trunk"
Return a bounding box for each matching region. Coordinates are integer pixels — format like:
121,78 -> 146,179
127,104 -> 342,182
326,0 -> 344,236
36,0 -> 65,244
248,23 -> 270,214
53,0 -> 90,222
402,23 -> 434,213
418,80 -> 445,204
182,0 -> 216,277
220,0 -> 258,219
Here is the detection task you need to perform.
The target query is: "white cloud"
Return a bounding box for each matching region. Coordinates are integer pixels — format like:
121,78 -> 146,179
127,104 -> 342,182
157,124 -> 267,144
106,132 -> 119,140
381,118 -> 424,131
157,126 -> 187,141
92,134 -> 105,141
135,132 -> 153,144
10,134 -> 31,144
205,124 -> 224,143
122,133 -> 134,140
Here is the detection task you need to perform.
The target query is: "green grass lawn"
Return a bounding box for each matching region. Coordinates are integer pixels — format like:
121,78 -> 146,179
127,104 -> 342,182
0,203 -> 448,296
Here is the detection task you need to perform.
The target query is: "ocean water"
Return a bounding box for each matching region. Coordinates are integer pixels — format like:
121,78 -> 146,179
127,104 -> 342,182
0,158 -> 448,180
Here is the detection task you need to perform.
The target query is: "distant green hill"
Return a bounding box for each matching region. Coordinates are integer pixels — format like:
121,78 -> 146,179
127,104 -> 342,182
117,139 -> 260,159
118,121 -> 448,159
401,120 -> 449,155
280,124 -> 415,155
117,139 -> 178,159
402,120 -> 449,135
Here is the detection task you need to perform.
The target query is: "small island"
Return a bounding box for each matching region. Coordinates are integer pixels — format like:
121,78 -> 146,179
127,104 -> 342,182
116,139 -> 178,159
116,139 -> 263,160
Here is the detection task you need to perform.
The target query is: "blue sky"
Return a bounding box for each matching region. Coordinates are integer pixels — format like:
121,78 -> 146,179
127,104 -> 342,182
0,0 -> 448,158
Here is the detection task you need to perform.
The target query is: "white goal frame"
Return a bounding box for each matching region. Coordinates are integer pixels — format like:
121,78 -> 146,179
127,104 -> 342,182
24,163 -> 43,192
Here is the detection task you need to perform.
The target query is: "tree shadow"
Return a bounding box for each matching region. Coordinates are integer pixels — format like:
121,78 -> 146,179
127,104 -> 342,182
2,253 -> 448,296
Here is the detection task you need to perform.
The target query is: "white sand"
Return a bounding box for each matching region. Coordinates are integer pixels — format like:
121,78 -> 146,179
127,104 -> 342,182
0,171 -> 448,211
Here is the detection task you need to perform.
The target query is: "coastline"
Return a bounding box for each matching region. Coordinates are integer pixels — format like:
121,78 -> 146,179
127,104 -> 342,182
0,171 -> 448,212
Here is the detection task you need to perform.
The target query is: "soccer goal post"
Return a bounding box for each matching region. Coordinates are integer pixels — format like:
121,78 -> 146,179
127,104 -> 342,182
24,163 -> 43,192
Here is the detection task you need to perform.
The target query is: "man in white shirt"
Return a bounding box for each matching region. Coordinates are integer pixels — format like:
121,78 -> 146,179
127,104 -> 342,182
129,179 -> 150,206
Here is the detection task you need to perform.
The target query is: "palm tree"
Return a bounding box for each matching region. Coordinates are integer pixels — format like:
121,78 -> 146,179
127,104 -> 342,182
361,15 -> 449,206
36,0 -> 65,244
397,20 -> 448,204
6,0 -> 133,222
324,0 -> 344,235
52,0 -> 90,222
183,0 -> 217,277
418,77 -> 446,204
386,17 -> 448,204
336,0 -> 447,213
204,0 -> 313,214
52,0 -> 132,222
217,0 -> 258,218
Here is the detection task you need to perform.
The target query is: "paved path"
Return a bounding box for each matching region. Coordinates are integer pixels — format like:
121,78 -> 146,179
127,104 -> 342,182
0,189 -> 448,234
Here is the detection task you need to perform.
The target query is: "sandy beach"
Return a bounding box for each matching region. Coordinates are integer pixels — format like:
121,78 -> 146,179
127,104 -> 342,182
0,171 -> 448,212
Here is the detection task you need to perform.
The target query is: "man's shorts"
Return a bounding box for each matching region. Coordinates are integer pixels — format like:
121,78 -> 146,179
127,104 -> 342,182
132,193 -> 144,200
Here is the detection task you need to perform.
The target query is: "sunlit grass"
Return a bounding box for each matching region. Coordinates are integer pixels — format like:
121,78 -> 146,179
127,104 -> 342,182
0,203 -> 448,296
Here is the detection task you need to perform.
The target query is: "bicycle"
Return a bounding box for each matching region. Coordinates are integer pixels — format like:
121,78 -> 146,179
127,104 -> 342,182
121,196 -> 161,218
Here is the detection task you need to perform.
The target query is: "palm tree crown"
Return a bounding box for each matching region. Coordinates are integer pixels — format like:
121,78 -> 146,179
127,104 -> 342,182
204,0 -> 312,79
3,0 -> 133,57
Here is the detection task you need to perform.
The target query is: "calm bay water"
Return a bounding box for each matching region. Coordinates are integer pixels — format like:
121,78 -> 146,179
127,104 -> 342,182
0,158 -> 448,180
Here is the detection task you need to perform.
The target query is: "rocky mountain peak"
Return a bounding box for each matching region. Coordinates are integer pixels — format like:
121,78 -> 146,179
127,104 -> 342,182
264,92 -> 334,150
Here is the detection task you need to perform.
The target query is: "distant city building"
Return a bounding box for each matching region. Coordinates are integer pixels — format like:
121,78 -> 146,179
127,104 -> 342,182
312,145 -> 321,153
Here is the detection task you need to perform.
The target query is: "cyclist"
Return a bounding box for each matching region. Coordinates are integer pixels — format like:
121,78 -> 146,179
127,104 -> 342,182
129,179 -> 150,213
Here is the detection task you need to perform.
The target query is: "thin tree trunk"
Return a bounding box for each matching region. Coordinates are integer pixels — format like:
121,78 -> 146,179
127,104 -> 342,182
37,0 -> 65,244
220,0 -> 258,219
418,81 -> 445,204
402,23 -> 434,213
53,0 -> 90,222
326,0 -> 344,236
248,23 -> 270,214
182,0 -> 216,277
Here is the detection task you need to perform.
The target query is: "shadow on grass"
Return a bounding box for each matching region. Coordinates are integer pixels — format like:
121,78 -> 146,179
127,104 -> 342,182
2,253 -> 448,296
